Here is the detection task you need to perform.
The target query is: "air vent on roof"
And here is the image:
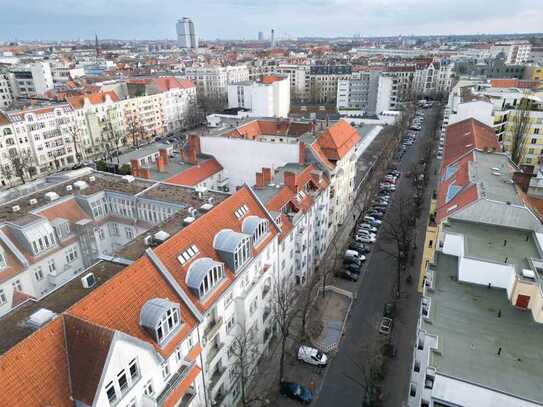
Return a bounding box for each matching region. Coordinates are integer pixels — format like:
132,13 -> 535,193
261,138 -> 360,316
190,208 -> 198,217
29,199 -> 38,206
200,203 -> 213,212
122,175 -> 135,183
144,235 -> 155,246
154,230 -> 171,242
81,273 -> 96,288
12,205 -> 20,213
208,197 -> 215,205
45,191 -> 60,201
88,176 -> 96,182
27,308 -> 56,329
74,180 -> 88,190
66,185 -> 73,192
183,216 -> 195,225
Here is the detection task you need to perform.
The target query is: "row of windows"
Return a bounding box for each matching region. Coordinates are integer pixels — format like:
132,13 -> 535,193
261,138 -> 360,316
31,233 -> 56,255
105,358 -> 140,404
199,264 -> 225,298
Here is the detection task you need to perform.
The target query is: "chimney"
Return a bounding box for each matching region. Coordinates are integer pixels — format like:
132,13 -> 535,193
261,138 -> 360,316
188,134 -> 201,155
156,156 -> 166,173
255,172 -> 264,188
159,149 -> 169,166
186,147 -> 198,165
262,167 -> 272,184
299,142 -> 305,164
284,171 -> 297,191
130,159 -> 140,177
140,167 -> 151,179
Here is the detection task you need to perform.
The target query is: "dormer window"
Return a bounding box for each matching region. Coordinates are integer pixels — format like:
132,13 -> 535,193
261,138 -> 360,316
242,216 -> 269,246
186,258 -> 225,300
140,298 -> 182,346
214,229 -> 252,272
51,218 -> 70,241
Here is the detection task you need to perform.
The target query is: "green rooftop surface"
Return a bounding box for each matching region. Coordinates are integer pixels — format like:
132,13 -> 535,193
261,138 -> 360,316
425,253 -> 543,404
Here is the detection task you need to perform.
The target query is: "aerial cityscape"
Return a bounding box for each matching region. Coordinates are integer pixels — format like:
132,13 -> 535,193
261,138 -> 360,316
0,2 -> 543,407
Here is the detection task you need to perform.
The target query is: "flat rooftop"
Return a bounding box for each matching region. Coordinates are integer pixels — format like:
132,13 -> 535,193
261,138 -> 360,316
443,219 -> 540,275
425,253 -> 543,404
0,169 -> 155,222
0,260 -> 125,355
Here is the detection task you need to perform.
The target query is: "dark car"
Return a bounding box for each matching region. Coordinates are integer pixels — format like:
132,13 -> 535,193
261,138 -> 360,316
344,263 -> 361,274
348,243 -> 369,254
343,257 -> 362,267
384,302 -> 396,318
336,269 -> 359,281
280,381 -> 313,404
367,212 -> 383,219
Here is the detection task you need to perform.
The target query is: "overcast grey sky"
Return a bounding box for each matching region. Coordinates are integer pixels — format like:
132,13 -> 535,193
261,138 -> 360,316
1,0 -> 541,41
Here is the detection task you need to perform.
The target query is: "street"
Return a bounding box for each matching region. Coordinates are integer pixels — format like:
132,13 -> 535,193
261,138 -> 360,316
315,107 -> 440,407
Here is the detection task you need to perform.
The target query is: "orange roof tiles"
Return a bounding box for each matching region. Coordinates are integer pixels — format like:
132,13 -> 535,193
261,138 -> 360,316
261,75 -> 284,84
224,120 -> 313,140
153,77 -> 194,91
0,237 -> 25,285
153,186 -> 279,314
68,256 -> 198,358
163,364 -> 202,407
442,118 -> 499,168
36,197 -> 91,224
165,158 -> 223,186
313,120 -> 360,163
0,318 -> 72,407
11,290 -> 34,307
66,91 -> 119,109
65,315 -> 114,406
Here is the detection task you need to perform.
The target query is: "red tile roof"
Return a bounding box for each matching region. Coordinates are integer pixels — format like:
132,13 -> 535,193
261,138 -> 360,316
66,91 -> 119,109
36,198 -> 91,224
68,256 -> 198,358
0,236 -> 25,285
490,79 -> 543,89
224,120 -> 312,140
163,364 -> 202,407
153,77 -> 195,91
313,120 -> 360,163
261,75 -> 284,85
11,290 -> 34,307
165,158 -> 223,186
0,317 -> 72,407
153,186 -> 279,313
442,118 -> 499,168
65,315 -> 114,406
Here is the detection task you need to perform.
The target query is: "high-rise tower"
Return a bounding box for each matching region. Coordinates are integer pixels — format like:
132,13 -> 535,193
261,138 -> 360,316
176,18 -> 198,49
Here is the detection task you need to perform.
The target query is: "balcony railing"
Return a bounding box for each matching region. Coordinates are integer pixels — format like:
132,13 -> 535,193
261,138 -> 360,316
261,284 -> 271,300
204,318 -> 223,342
206,341 -> 224,369
262,307 -> 271,324
179,389 -> 197,407
156,363 -> 193,407
209,366 -> 226,392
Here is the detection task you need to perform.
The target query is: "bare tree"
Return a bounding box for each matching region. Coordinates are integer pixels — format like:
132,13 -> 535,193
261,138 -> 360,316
376,193 -> 415,297
272,268 -> 300,384
64,125 -> 84,163
199,94 -> 227,116
126,115 -> 146,148
229,323 -> 270,406
7,148 -> 36,184
0,163 -> 14,187
509,97 -> 533,166
300,266 -> 322,337
343,341 -> 384,407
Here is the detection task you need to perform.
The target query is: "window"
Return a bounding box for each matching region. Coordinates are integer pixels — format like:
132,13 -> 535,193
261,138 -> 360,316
65,247 -> 78,263
127,398 -> 137,407
224,291 -> 233,308
34,267 -> 44,281
144,380 -> 154,396
0,289 -> 6,305
234,237 -> 251,270
98,227 -> 105,241
105,381 -> 117,403
161,362 -> 170,380
531,138 -> 537,144
48,259 -> 56,273
117,370 -> 128,393
156,307 -> 180,343
428,240 -> 433,248
175,346 -> 182,362
12,280 -> 22,291
129,358 -> 139,381
226,316 -> 235,333
535,128 -> 540,135
125,227 -> 134,240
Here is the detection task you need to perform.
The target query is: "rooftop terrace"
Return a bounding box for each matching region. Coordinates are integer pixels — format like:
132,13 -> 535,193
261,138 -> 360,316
425,253 -> 543,404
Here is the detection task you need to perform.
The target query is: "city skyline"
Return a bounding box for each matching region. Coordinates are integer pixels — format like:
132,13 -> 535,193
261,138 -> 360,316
0,0 -> 542,41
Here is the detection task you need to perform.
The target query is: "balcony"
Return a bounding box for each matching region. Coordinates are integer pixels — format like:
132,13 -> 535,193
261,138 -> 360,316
261,284 -> 271,300
262,307 -> 271,324
204,318 -> 223,342
179,389 -> 197,407
206,341 -> 224,369
156,363 -> 193,407
216,177 -> 229,187
209,366 -> 227,392
211,387 -> 227,406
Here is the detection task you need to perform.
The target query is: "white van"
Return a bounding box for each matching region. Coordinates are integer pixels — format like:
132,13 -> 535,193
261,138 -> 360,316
298,346 -> 328,366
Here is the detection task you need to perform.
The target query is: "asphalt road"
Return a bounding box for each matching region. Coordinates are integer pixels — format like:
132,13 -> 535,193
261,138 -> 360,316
315,108 -> 439,407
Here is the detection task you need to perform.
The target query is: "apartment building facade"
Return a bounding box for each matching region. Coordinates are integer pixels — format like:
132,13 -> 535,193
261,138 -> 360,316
227,75 -> 290,118
184,65 -> 250,100
7,61 -> 54,97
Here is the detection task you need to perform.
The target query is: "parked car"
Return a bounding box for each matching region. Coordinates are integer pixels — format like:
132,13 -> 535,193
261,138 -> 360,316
379,317 -> 393,335
336,269 -> 359,281
358,223 -> 377,232
344,263 -> 361,273
280,381 -> 313,404
367,211 -> 384,218
383,303 -> 396,318
298,346 -> 328,367
355,234 -> 376,243
345,249 -> 363,260
343,257 -> 363,267
349,242 -> 369,254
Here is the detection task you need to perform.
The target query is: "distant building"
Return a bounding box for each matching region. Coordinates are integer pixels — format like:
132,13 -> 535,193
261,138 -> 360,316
176,17 -> 198,49
227,75 -> 290,118
258,31 -> 264,41
491,41 -> 532,64
271,29 -> 275,48
336,72 -> 396,114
